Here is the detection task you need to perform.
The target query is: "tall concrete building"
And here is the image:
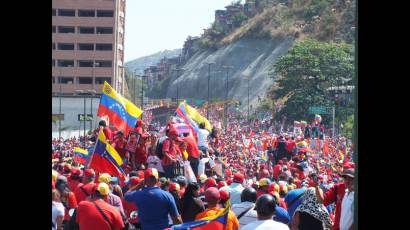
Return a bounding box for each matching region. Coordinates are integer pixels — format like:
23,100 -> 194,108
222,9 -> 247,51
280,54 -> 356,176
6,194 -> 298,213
52,0 -> 126,95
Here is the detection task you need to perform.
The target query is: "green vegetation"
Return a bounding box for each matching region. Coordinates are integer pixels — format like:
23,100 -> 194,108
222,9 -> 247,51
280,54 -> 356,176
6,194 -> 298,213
270,39 -> 354,125
342,114 -> 354,139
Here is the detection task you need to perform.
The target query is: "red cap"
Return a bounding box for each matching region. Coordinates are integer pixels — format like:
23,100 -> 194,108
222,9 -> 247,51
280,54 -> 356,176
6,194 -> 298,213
219,190 -> 230,201
226,178 -> 233,185
63,164 -> 72,171
129,177 -> 141,186
217,181 -> 227,189
84,169 -> 96,178
144,168 -> 159,180
205,187 -> 220,202
168,128 -> 179,137
278,160 -> 283,165
71,168 -> 82,176
233,173 -> 244,183
205,178 -> 217,188
169,183 -> 180,192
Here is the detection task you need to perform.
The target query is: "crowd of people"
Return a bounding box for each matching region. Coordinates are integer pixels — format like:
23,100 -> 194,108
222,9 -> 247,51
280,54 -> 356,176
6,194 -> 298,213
52,111 -> 355,230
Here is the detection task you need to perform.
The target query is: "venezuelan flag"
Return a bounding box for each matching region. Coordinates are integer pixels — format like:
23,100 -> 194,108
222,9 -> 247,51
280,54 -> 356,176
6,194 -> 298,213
73,147 -> 89,165
88,130 -> 127,182
97,81 -> 143,135
169,204 -> 229,230
175,102 -> 212,134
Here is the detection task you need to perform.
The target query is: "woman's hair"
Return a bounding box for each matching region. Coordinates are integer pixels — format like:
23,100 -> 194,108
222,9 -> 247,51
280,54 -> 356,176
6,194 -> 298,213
182,183 -> 200,207
52,189 -> 61,202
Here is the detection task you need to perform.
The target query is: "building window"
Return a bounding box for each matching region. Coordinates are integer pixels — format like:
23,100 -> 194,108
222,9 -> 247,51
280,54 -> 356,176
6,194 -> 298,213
57,60 -> 74,67
96,43 -> 112,51
78,77 -> 93,84
95,77 -> 112,84
52,26 -> 56,33
52,9 -> 56,16
95,60 -> 112,67
78,27 -> 95,34
52,59 -> 55,67
58,9 -> 76,17
59,77 -> 74,84
78,10 -> 95,17
58,26 -> 75,33
78,43 -> 94,50
58,43 -> 75,50
96,27 -> 113,34
52,43 -> 56,50
52,77 -> 55,84
97,10 -> 114,17
78,60 -> 94,67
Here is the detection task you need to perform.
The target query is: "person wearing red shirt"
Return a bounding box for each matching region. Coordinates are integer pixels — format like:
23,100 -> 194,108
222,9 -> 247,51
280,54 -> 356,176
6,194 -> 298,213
273,161 -> 283,181
286,137 -> 296,159
112,131 -> 128,165
68,168 -> 83,192
162,128 -> 183,179
55,176 -> 78,224
76,183 -> 125,230
183,134 -> 200,177
95,120 -> 112,142
74,169 -> 96,203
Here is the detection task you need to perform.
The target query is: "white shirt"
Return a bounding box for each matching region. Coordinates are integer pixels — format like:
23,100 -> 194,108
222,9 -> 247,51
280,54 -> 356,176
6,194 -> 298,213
147,155 -> 164,172
231,201 -> 257,229
52,201 -> 65,230
241,219 -> 289,230
221,183 -> 244,205
340,190 -> 354,230
197,129 -> 210,147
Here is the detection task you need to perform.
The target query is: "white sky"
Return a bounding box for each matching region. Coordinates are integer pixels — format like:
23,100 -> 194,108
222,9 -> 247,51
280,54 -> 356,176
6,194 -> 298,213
124,0 -> 242,62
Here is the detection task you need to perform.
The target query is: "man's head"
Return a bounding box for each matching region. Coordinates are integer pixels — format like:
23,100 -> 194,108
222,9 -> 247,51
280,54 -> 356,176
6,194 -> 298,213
205,187 -> 220,207
144,168 -> 159,187
114,131 -> 124,139
340,168 -> 354,191
241,187 -> 257,203
204,178 -> 217,190
137,120 -> 145,128
83,169 -> 96,183
99,120 -> 107,127
98,173 -> 112,184
233,173 -> 245,184
258,178 -> 271,193
255,194 -> 277,220
168,128 -> 181,141
96,182 -> 110,199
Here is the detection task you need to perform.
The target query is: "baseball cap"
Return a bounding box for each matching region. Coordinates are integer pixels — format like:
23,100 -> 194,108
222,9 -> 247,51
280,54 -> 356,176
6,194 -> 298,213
137,120 -> 145,126
259,178 -> 272,187
226,178 -> 232,185
205,187 -> 221,202
97,183 -> 110,196
233,173 -> 244,183
136,170 -> 145,179
98,173 -> 112,184
169,183 -> 181,192
217,181 -> 227,189
129,177 -> 141,186
71,168 -> 82,176
198,174 -> 208,183
219,190 -> 230,201
340,168 -> 355,178
84,169 -> 96,178
144,168 -> 159,180
159,177 -> 168,184
63,163 -> 72,171
205,178 -> 217,187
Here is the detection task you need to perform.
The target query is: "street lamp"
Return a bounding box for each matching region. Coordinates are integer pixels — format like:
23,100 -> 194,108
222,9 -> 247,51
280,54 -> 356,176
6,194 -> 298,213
87,89 -> 96,131
206,62 -> 215,119
75,90 -> 86,146
222,66 -> 233,127
172,68 -> 184,104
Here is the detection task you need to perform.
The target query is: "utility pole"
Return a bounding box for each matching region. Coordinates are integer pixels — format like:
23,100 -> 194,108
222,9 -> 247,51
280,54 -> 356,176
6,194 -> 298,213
248,75 -> 250,122
133,70 -> 137,104
207,62 -> 214,119
222,66 -> 233,127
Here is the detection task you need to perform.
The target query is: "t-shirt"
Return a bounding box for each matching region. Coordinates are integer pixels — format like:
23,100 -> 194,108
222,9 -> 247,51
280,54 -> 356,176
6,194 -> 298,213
162,139 -> 179,166
76,199 -> 124,230
231,201 -> 257,229
339,190 -> 354,230
195,207 -> 239,230
74,183 -> 96,203
107,192 -> 125,216
221,183 -> 244,205
241,219 -> 289,230
68,180 -> 82,193
197,129 -> 210,148
124,186 -> 179,230
183,136 -> 200,158
52,201 -> 65,230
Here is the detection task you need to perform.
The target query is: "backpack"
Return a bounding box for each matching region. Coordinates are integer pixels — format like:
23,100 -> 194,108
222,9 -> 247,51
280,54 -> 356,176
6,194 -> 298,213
64,208 -> 79,230
155,138 -> 165,159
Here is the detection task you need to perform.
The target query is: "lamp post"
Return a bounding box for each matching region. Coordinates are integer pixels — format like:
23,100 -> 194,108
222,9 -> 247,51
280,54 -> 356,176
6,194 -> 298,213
207,62 -> 215,119
172,68 -> 184,104
75,90 -> 86,146
222,66 -> 233,127
87,89 -> 96,131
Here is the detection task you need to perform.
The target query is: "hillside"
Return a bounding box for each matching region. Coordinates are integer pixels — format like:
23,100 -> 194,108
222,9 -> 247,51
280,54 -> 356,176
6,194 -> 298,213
125,49 -> 181,75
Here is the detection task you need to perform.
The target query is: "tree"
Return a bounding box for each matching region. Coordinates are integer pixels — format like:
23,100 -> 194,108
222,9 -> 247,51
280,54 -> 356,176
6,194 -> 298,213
270,39 -> 354,125
232,11 -> 248,28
